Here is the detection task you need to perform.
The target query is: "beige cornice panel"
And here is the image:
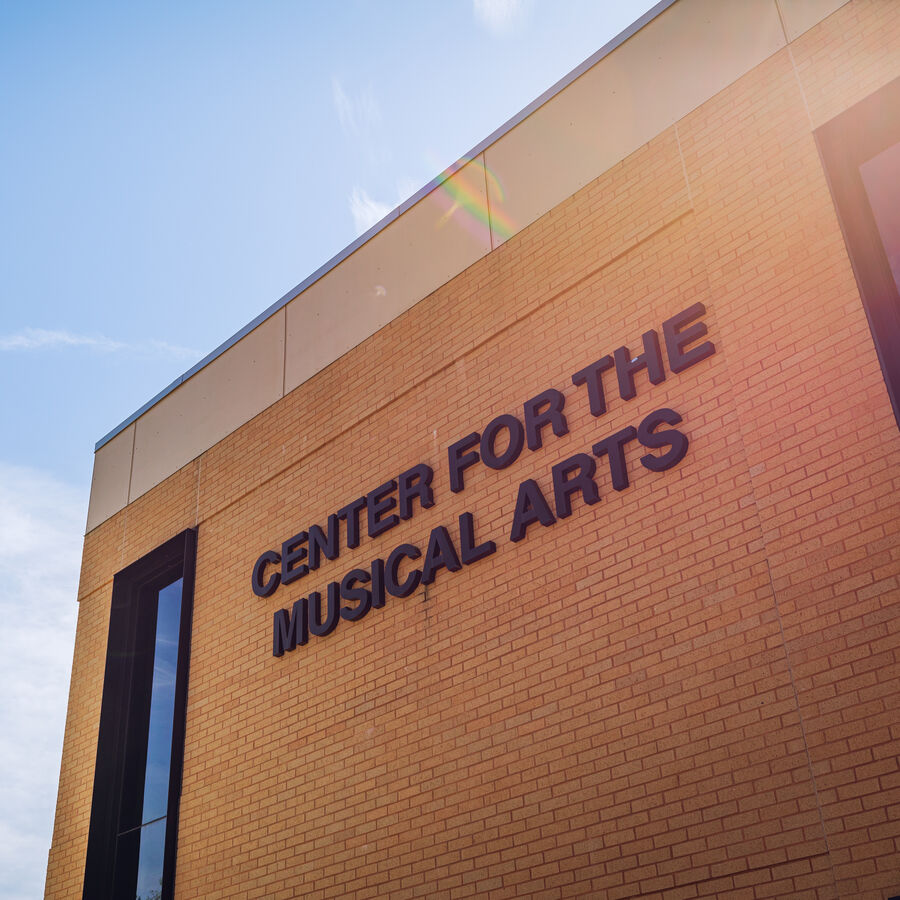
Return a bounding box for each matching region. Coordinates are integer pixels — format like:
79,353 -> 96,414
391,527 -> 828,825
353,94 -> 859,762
86,423 -> 134,533
777,0 -> 850,42
284,157 -> 491,394
484,0 -> 786,247
128,309 -> 286,502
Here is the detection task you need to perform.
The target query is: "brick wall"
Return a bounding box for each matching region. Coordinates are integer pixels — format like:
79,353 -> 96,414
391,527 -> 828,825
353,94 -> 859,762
46,2 -> 900,897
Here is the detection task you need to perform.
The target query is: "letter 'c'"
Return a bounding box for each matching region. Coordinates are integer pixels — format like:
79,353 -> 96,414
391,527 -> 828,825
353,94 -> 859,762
252,550 -> 281,598
386,544 -> 422,598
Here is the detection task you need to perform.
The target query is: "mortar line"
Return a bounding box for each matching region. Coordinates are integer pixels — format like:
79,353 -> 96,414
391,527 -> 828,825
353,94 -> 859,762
787,43 -> 815,132
676,174 -> 839,897
764,557 -> 839,896
620,851 -> 831,899
673,121 -> 694,209
119,508 -> 128,571
195,456 -> 202,527
773,0 -> 816,133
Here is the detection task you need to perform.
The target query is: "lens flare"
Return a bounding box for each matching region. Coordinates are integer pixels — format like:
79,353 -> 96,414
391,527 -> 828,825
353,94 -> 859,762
432,157 -> 515,243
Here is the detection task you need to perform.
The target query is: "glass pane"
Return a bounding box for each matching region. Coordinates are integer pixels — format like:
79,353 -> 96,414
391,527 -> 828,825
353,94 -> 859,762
135,817 -> 167,900
140,577 -> 183,824
860,140 -> 900,293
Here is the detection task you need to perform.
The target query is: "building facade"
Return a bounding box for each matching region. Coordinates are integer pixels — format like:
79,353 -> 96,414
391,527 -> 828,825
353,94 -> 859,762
47,1 -> 900,897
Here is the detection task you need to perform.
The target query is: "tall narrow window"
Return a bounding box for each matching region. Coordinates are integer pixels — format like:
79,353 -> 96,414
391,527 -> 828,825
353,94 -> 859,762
83,529 -> 196,900
816,76 -> 900,429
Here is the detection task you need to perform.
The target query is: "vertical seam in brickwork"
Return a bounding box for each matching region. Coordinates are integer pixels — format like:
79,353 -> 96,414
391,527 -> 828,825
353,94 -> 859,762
673,123 -> 694,209
482,151 -> 495,252
195,456 -> 202,526
684,196 -> 841,896
119,507 -> 128,570
763,558 -> 840,897
786,44 -> 815,131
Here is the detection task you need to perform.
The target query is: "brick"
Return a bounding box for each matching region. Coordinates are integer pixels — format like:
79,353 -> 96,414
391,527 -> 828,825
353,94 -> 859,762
47,2 -> 900,898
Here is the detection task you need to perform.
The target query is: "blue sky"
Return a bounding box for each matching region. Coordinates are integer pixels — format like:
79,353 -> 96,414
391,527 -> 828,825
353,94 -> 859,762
0,1 -> 657,895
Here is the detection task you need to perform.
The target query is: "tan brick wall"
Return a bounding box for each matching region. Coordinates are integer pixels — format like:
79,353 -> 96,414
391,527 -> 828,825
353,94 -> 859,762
47,2 -> 900,897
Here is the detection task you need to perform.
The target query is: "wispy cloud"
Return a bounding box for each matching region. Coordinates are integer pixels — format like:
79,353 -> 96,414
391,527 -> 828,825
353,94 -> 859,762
349,186 -> 393,236
0,328 -> 124,351
0,463 -> 83,900
332,77 -> 381,138
0,328 -> 198,358
473,0 -> 531,35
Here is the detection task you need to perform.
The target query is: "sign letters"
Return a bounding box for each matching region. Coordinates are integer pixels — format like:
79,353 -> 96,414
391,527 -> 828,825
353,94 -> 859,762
253,302 -> 717,656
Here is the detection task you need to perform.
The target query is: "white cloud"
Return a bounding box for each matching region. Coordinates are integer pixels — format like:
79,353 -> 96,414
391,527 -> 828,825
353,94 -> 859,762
349,186 -> 393,236
0,327 -> 198,358
473,0 -> 530,35
348,174 -> 426,238
0,328 -> 124,351
0,463 -> 84,900
332,77 -> 381,138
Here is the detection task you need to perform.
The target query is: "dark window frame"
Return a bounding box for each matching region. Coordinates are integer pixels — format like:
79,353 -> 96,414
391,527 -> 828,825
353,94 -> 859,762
816,75 -> 900,429
83,528 -> 197,900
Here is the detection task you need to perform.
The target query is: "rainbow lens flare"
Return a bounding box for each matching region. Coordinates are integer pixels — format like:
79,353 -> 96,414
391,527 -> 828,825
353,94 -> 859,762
432,156 -> 515,243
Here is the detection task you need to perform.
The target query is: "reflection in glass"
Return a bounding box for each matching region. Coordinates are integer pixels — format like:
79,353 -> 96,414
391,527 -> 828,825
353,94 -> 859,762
141,578 -> 183,824
860,141 -> 900,293
134,817 -> 166,900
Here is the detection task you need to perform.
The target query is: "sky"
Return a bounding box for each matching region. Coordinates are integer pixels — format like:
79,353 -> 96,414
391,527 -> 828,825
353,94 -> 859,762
0,1 -> 658,895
